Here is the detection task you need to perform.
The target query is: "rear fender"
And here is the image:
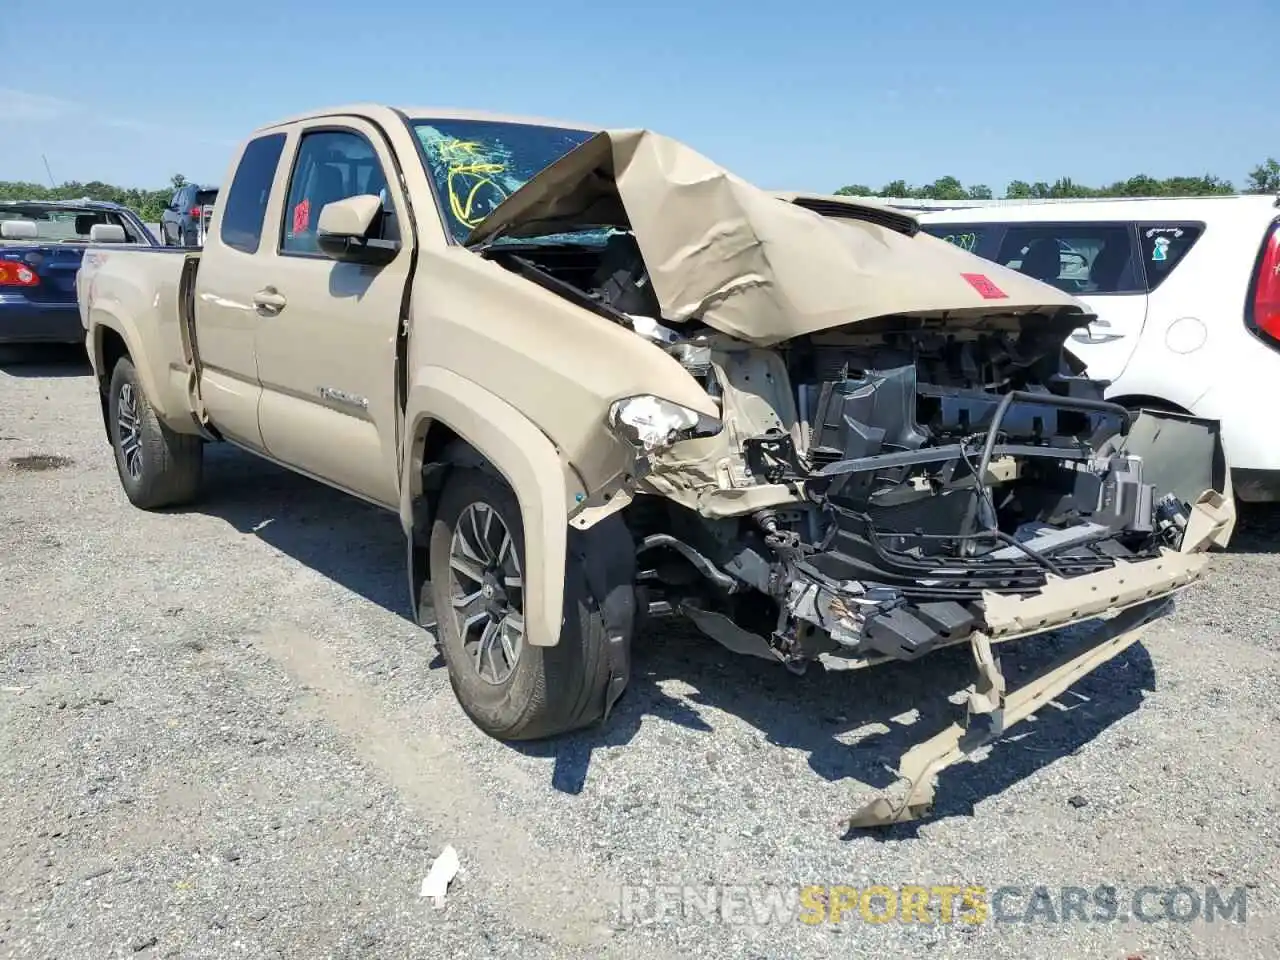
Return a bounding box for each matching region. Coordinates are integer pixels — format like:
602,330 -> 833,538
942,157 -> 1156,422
89,311 -> 167,418
401,367 -> 589,647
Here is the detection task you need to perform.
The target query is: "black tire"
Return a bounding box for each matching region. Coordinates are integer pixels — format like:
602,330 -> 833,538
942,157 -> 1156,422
107,356 -> 203,509
429,466 -> 635,741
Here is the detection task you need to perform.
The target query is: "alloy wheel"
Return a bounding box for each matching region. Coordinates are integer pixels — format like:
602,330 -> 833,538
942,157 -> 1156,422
448,501 -> 525,685
116,382 -> 143,481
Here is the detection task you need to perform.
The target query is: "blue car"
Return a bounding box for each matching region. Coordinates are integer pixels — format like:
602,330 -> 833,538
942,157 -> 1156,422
0,199 -> 156,345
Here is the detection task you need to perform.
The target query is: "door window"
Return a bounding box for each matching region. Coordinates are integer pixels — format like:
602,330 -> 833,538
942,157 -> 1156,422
279,129 -> 394,256
219,132 -> 287,254
993,224 -> 1142,294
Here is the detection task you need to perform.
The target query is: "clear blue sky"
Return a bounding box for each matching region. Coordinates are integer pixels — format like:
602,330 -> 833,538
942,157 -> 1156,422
2,0 -> 1276,194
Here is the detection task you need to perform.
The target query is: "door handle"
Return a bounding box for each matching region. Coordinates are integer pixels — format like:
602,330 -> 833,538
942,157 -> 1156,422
252,287 -> 287,315
1070,319 -> 1123,345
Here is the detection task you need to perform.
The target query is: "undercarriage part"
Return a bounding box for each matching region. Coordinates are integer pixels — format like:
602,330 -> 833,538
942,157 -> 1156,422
813,441 -> 1089,479
784,573 -> 977,660
866,602 -> 977,659
743,431 -> 800,484
973,389 -> 1131,481
636,534 -> 741,594
986,520 -> 1110,559
681,599 -> 786,664
1109,408 -> 1235,552
845,596 -> 1171,829
1178,489 -> 1234,554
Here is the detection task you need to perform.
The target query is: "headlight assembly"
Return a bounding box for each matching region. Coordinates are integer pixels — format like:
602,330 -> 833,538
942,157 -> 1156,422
607,395 -> 721,453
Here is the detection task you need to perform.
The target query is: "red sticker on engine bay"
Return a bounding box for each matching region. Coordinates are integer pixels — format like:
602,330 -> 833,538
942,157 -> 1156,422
961,273 -> 1007,299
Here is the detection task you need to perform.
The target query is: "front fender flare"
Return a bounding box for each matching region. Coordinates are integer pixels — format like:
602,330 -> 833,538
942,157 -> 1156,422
400,367 -> 588,648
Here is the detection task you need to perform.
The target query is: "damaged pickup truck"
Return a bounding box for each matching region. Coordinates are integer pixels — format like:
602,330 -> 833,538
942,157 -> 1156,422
77,105 -> 1235,827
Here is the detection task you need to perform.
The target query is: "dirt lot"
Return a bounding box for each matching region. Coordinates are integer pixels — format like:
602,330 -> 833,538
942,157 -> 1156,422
3,346 -> 1280,959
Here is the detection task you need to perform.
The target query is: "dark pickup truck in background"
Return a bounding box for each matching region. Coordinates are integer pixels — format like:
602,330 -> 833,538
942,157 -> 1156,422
159,183 -> 219,247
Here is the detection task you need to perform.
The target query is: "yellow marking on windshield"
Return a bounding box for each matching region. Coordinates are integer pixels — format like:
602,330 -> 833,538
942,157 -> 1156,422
439,139 -> 511,229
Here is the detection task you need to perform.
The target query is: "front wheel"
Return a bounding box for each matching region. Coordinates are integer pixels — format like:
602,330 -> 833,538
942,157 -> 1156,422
429,467 -> 635,740
107,356 -> 203,509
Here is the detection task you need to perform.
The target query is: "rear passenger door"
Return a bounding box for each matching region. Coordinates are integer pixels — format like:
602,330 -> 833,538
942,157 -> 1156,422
252,119 -> 414,508
991,222 -> 1148,385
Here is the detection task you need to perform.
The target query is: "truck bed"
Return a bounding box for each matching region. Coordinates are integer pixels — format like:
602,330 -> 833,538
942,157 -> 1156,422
77,246 -> 202,430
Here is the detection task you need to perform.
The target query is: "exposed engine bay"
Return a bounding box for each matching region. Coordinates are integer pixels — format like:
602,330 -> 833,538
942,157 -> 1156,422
482,228 -> 1219,668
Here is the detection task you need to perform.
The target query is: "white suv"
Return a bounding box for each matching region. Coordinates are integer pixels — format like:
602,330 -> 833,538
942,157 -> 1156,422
916,196 -> 1280,501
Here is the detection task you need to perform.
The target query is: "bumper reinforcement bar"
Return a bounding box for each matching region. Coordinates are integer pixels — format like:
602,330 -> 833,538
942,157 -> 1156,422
845,596 -> 1171,829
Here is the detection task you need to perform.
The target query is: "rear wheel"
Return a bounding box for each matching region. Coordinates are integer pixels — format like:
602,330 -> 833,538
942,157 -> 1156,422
429,467 -> 635,740
107,356 -> 203,509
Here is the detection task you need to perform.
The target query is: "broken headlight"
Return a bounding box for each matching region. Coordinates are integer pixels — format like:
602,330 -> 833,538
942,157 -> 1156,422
607,395 -> 720,453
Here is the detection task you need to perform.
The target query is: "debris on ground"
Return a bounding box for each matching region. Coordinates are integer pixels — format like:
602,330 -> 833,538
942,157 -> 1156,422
419,844 -> 460,908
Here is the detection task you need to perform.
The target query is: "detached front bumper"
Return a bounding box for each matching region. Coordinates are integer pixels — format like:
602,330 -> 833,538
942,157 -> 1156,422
847,596 -> 1172,828
845,485 -> 1234,829
843,409 -> 1236,829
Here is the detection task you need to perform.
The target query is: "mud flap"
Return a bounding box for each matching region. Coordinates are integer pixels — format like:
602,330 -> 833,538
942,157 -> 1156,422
575,516 -> 638,725
845,597 -> 1171,829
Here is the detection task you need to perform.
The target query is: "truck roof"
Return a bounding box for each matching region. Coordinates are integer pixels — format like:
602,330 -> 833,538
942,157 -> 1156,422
255,102 -> 601,135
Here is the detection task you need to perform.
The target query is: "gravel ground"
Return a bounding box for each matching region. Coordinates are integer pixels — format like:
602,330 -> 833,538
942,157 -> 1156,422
2,346 -> 1279,959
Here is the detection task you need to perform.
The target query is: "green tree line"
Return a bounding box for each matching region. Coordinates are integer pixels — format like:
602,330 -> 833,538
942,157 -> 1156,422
836,158 -> 1280,201
4,158 -> 1279,219
0,174 -> 193,222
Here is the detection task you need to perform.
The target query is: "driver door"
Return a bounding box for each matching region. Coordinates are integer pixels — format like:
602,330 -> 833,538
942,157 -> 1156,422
251,118 -> 414,508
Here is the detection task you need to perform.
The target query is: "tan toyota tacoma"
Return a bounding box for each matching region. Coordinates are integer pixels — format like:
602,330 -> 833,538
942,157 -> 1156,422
76,103 -> 1236,827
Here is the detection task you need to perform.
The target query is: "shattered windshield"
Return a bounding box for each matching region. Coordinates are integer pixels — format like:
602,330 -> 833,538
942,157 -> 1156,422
410,118 -> 599,245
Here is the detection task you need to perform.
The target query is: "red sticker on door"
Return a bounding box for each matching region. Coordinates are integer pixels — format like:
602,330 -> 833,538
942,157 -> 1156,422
292,198 -> 311,235
961,273 -> 1007,299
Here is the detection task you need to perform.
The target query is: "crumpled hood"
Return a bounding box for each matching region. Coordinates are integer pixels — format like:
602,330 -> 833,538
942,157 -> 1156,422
466,129 -> 1088,345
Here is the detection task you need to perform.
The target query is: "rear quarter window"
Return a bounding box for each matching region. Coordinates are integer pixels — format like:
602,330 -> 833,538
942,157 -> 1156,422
220,133 -> 287,254
1137,223 -> 1204,291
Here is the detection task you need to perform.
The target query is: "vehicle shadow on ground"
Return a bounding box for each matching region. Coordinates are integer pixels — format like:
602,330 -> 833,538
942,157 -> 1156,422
185,444 -> 413,618
186,443 -> 1157,836
515,622 -> 1155,838
1222,501 -> 1280,555
0,344 -> 93,378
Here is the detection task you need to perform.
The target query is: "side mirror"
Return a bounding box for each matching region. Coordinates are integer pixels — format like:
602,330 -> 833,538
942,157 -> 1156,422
89,224 -> 127,243
316,194 -> 400,265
